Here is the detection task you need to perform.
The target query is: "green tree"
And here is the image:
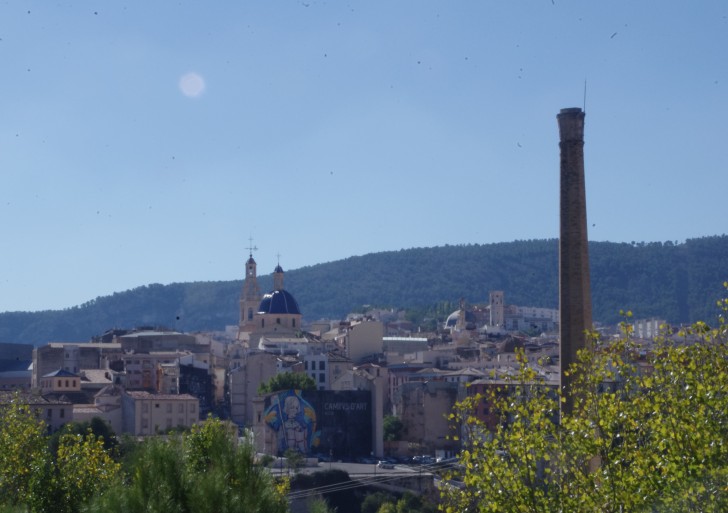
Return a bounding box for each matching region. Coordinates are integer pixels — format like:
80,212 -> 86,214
383,415 -> 403,442
87,416 -> 289,513
0,395 -> 120,513
308,497 -> 336,513
49,417 -> 118,457
258,372 -> 316,394
0,397 -> 48,507
441,285 -> 728,513
361,492 -> 395,513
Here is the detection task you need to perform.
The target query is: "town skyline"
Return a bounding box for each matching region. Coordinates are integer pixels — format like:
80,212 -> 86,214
1,1 -> 726,312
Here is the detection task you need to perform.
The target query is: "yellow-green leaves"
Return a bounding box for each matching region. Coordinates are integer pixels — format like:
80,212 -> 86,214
441,285 -> 728,513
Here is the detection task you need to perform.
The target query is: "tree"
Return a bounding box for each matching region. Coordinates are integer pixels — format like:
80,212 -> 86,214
361,492 -> 396,513
49,417 -> 119,457
0,395 -> 120,513
383,415 -> 403,442
0,397 -> 48,507
258,372 -> 316,395
86,416 -> 289,513
441,286 -> 728,513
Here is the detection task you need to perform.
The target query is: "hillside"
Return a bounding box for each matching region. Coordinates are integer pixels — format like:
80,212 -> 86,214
1,236 -> 727,346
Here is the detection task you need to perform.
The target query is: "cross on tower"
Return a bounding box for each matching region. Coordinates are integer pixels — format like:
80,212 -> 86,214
246,236 -> 258,258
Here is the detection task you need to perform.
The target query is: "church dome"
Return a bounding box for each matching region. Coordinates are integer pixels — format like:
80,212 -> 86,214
258,290 -> 301,315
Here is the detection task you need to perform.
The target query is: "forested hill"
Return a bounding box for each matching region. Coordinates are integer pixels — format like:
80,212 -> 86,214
1,236 -> 727,346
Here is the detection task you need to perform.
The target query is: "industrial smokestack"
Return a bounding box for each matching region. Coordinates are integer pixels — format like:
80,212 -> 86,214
558,107 -> 593,414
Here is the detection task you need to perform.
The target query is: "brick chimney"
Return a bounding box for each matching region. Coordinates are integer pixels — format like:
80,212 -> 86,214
557,107 -> 593,413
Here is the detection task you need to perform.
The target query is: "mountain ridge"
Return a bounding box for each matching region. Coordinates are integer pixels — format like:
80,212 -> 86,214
2,236 -> 727,346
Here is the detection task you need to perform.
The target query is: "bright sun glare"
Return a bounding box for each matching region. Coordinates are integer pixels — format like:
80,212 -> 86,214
178,72 -> 206,98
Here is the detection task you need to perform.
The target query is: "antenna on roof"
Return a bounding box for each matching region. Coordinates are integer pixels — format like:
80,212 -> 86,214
583,79 -> 587,113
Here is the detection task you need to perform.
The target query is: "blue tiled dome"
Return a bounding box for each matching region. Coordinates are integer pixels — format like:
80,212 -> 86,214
258,290 -> 301,315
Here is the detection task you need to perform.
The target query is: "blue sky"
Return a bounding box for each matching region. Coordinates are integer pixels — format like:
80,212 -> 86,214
1,1 -> 726,313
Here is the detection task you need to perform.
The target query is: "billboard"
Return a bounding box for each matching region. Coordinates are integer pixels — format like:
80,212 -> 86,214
263,389 -> 371,460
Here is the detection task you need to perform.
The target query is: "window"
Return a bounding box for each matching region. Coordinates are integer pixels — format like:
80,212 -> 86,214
142,403 -> 149,413
276,318 -> 281,325
155,403 -> 160,409
166,403 -> 172,413
60,408 -> 65,418
292,319 -> 296,327
178,403 -> 185,413
47,409 -> 52,419
311,361 -> 316,371
261,319 -> 265,328
248,307 -> 253,320
319,373 -> 325,383
65,380 -> 69,387
190,404 -> 196,413
319,361 -> 326,370
304,361 -> 308,370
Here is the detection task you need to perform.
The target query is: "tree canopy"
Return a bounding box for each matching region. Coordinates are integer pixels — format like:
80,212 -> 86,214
87,417 -> 288,513
258,372 -> 316,395
0,400 -> 119,513
441,284 -> 728,513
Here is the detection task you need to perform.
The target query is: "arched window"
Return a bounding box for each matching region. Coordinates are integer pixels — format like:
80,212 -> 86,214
248,307 -> 253,320
276,318 -> 281,325
261,319 -> 265,328
292,319 -> 296,327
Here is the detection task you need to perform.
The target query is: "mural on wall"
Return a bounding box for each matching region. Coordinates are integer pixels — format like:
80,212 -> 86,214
263,390 -> 320,454
262,390 -> 372,459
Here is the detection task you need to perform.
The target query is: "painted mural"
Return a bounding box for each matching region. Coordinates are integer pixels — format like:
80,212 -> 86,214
262,390 -> 372,459
263,390 -> 320,454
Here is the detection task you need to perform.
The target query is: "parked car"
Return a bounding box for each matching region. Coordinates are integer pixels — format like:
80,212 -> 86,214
377,460 -> 395,469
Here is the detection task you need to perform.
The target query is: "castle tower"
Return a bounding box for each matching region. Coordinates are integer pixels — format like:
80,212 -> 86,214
557,107 -> 593,413
239,244 -> 261,334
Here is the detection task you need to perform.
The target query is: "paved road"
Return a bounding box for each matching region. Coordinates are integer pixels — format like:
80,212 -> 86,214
270,461 -> 424,477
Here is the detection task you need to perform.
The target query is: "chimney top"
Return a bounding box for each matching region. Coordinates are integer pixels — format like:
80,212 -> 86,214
557,108 -> 585,142
559,107 -> 583,115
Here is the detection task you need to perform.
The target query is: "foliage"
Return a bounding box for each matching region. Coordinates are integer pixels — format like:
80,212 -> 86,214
48,417 -> 118,457
307,470 -> 359,513
258,372 -> 316,395
283,448 -> 305,474
441,284 -> 728,513
373,492 -> 437,513
383,415 -> 403,442
307,497 -> 336,513
5,236 -> 728,344
0,396 -> 120,513
46,432 -> 120,513
86,416 -> 289,513
0,398 -> 48,506
361,492 -> 396,513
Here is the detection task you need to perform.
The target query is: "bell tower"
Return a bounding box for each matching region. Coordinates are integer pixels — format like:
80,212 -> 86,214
239,239 -> 261,335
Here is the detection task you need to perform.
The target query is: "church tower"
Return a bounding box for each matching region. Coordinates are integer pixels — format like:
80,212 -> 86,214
239,242 -> 261,335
